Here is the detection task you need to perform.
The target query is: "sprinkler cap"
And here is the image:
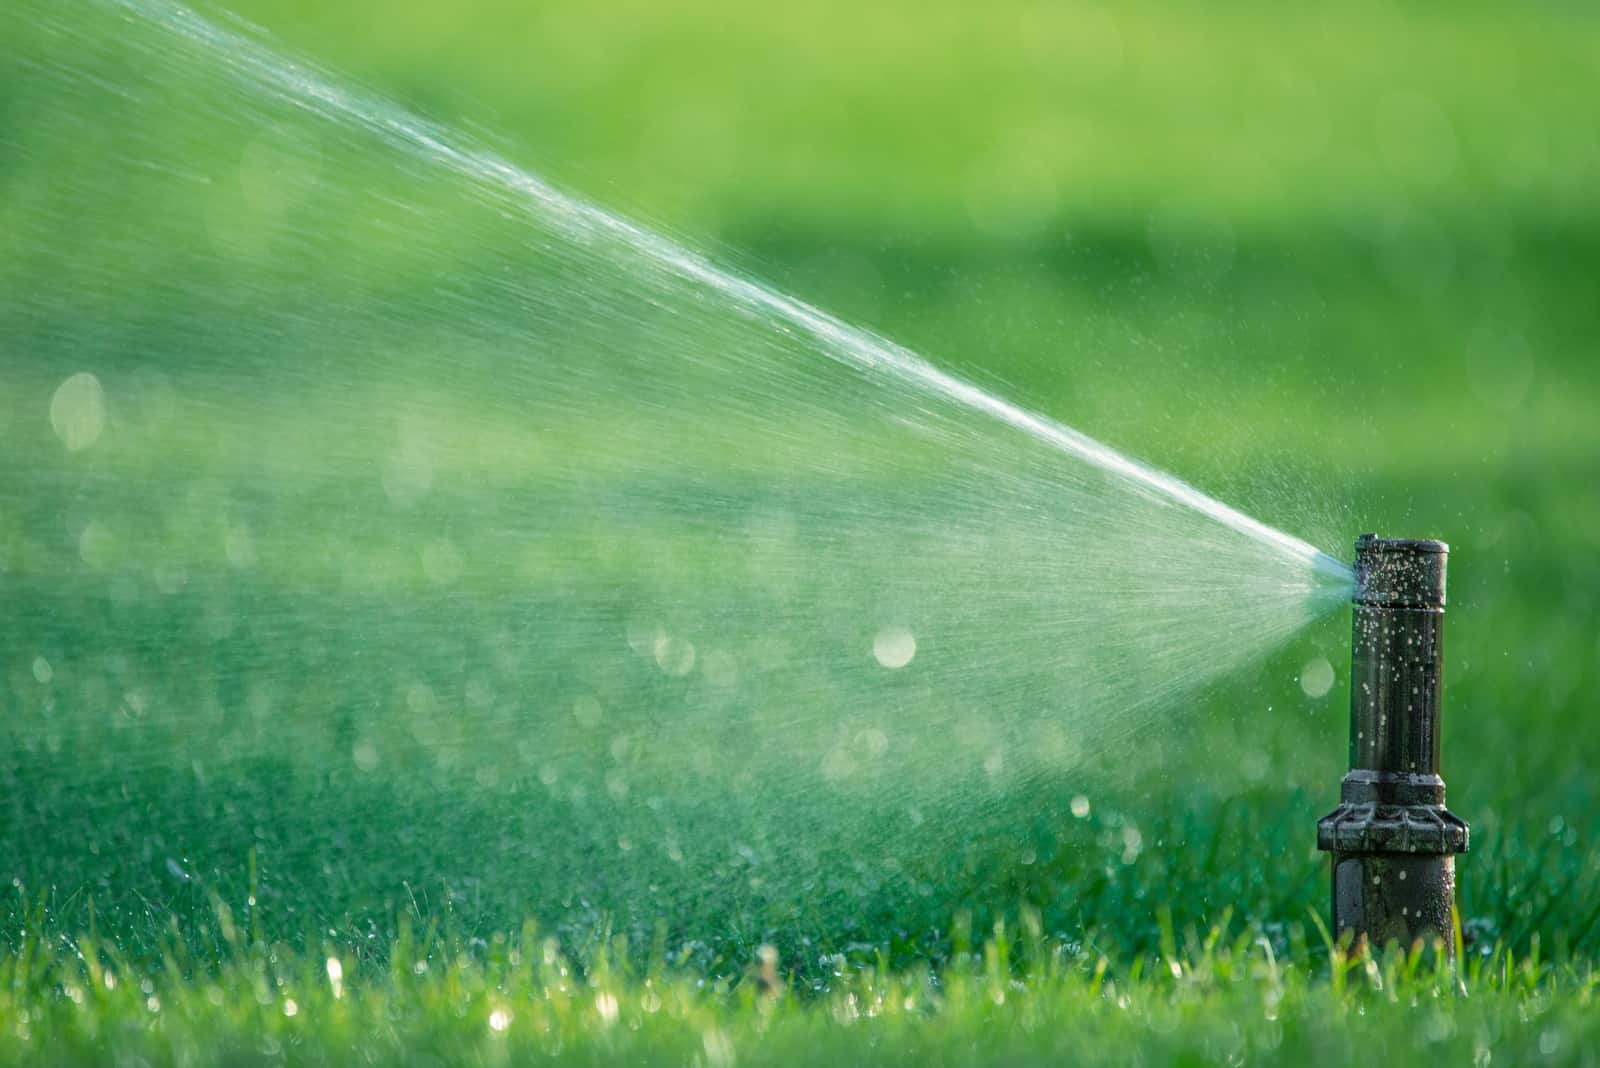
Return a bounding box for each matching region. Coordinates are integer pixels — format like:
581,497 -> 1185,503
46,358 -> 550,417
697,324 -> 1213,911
1353,534 -> 1447,609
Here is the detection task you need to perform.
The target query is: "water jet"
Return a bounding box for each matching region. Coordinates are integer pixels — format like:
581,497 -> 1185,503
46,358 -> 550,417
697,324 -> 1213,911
1318,534 -> 1468,953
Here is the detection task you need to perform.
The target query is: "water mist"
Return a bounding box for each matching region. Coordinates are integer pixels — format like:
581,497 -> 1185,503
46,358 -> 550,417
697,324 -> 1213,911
2,0 -> 1351,950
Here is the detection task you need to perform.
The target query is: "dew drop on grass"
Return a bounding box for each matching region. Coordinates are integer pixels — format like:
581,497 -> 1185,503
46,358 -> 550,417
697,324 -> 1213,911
325,957 -> 343,999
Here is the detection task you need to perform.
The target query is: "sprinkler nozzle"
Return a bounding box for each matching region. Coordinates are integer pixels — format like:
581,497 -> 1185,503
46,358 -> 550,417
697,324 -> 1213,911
1317,534 -> 1468,953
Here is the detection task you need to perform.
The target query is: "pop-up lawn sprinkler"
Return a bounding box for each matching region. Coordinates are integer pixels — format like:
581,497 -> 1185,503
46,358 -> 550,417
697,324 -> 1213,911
1318,535 -> 1469,953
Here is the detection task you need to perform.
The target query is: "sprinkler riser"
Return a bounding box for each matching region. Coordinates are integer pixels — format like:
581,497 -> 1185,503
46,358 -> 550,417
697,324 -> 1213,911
1330,854 -> 1456,950
1318,535 -> 1468,953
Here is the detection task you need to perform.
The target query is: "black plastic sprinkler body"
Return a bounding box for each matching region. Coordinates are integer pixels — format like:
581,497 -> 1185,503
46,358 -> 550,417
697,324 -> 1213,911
1317,535 -> 1468,953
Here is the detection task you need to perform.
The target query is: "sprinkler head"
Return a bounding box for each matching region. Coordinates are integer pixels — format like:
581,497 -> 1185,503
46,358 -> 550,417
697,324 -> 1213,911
1317,535 -> 1468,953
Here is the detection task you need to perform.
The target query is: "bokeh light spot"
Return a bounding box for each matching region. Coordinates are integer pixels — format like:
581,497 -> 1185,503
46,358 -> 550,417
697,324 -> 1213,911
872,626 -> 916,669
50,372 -> 106,451
1300,655 -> 1336,699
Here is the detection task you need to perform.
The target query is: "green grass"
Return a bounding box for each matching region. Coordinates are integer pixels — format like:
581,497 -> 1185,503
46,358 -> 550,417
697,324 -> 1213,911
7,902 -> 1600,1066
4,0 -> 1600,1062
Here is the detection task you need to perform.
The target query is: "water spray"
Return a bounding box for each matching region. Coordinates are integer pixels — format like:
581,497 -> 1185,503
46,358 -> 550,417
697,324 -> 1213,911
1318,535 -> 1468,953
4,0 -> 1364,947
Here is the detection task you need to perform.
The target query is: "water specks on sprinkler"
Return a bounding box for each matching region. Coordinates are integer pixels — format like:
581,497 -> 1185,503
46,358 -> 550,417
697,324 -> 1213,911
1071,795 -> 1092,819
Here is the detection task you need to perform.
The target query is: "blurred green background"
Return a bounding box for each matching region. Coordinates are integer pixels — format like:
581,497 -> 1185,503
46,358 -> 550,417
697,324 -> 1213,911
4,0 -> 1599,969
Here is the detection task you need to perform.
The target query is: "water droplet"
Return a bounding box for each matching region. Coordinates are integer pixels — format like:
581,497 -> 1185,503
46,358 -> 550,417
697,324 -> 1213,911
1071,795 -> 1091,819
1374,92 -> 1457,185
381,441 -> 435,506
572,695 -> 603,728
225,525 -> 257,569
78,520 -> 115,570
702,1028 -> 736,1068
701,649 -> 739,688
1299,656 -> 1335,698
50,372 -> 106,451
325,957 -> 344,999
872,626 -> 916,669
421,539 -> 462,585
654,635 -> 696,676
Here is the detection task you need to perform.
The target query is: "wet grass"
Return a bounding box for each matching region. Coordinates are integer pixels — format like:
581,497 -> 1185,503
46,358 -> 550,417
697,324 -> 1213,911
7,896 -> 1600,1067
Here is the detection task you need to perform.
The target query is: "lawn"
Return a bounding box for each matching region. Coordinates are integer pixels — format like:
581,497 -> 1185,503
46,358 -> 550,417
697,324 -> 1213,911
3,0 -> 1599,1062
